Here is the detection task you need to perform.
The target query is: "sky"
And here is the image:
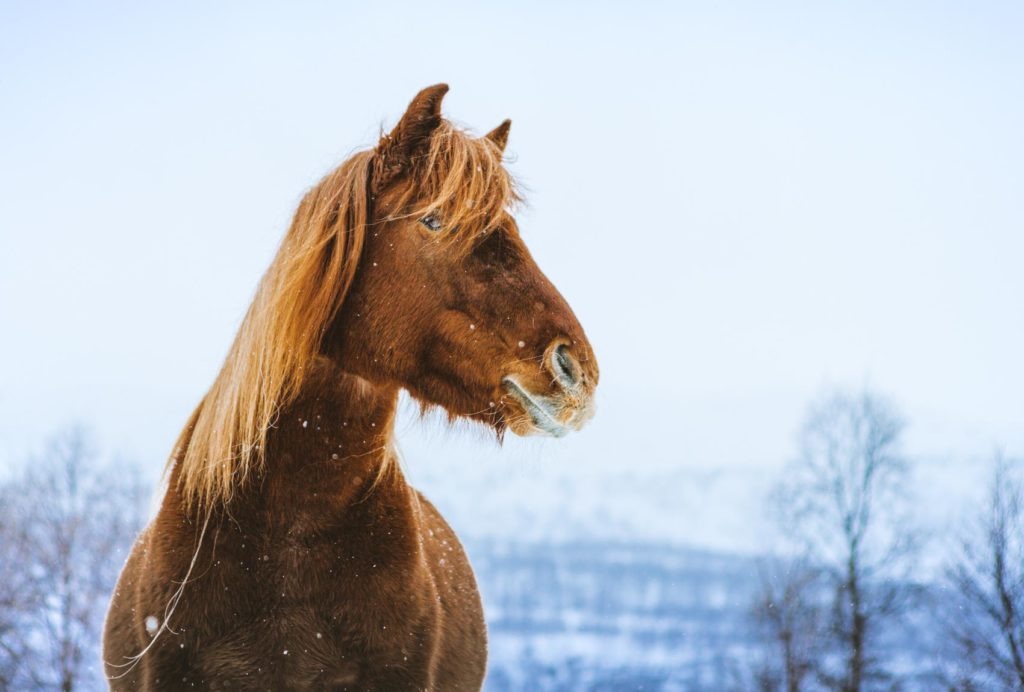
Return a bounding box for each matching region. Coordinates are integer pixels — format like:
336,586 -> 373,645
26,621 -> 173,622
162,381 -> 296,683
1,2 -> 1022,548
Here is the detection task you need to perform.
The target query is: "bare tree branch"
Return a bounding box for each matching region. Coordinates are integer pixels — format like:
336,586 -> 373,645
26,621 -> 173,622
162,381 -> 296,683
944,455 -> 1024,689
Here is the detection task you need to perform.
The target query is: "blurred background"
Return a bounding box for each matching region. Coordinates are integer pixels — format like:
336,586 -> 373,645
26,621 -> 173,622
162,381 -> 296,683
1,2 -> 1022,689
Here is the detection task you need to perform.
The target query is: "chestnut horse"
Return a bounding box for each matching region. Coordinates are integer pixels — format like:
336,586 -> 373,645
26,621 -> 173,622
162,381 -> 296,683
103,84 -> 598,690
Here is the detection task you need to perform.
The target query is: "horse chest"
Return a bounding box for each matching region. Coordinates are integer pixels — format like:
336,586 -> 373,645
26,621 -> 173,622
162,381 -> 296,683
182,524 -> 438,689
199,505 -> 428,634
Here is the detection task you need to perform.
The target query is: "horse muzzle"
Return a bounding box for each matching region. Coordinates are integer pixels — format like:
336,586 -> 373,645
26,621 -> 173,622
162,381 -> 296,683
501,342 -> 597,438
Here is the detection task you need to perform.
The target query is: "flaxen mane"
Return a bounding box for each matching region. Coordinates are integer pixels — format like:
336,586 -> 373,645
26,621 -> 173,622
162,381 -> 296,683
173,122 -> 519,509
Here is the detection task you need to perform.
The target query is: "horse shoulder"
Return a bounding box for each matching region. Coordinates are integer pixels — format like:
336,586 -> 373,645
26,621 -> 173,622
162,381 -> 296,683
413,489 -> 488,689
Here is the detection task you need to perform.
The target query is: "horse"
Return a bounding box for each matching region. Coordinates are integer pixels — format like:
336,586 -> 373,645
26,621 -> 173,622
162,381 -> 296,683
102,84 -> 598,690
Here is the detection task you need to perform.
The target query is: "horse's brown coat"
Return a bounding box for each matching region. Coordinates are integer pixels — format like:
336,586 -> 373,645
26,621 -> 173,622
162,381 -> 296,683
103,85 -> 597,690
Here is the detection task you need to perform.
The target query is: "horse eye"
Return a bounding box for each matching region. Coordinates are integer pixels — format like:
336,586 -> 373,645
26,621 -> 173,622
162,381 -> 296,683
420,215 -> 443,232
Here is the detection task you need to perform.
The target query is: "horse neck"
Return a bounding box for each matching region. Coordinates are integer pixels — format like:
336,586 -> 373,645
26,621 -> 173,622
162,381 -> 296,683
292,356 -> 398,455
239,356 -> 419,536
162,357 -> 419,575
201,356 -> 405,520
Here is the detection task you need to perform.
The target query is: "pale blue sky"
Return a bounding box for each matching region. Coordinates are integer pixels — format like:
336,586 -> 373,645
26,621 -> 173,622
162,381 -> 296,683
1,2 -> 1022,514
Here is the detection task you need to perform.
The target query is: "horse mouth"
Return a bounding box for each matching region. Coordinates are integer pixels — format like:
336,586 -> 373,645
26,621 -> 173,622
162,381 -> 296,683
502,377 -> 593,438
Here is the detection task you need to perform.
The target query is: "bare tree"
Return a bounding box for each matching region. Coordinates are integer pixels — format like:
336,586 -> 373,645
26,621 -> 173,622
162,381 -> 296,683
751,556 -> 825,692
0,427 -> 147,691
772,388 -> 916,691
944,455 -> 1024,690
0,479 -> 38,689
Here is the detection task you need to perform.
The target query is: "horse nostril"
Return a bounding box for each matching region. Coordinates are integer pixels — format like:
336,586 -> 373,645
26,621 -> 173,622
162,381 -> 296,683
553,344 -> 578,387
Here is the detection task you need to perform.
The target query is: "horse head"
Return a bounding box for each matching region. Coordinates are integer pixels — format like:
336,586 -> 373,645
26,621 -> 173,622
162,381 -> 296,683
329,84 -> 599,438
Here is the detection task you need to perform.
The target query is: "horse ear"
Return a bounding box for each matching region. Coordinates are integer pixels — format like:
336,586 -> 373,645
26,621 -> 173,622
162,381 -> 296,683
374,83 -> 449,189
484,119 -> 512,153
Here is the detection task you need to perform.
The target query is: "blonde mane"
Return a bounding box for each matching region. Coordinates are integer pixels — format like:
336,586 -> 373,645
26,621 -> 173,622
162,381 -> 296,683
173,121 -> 518,508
